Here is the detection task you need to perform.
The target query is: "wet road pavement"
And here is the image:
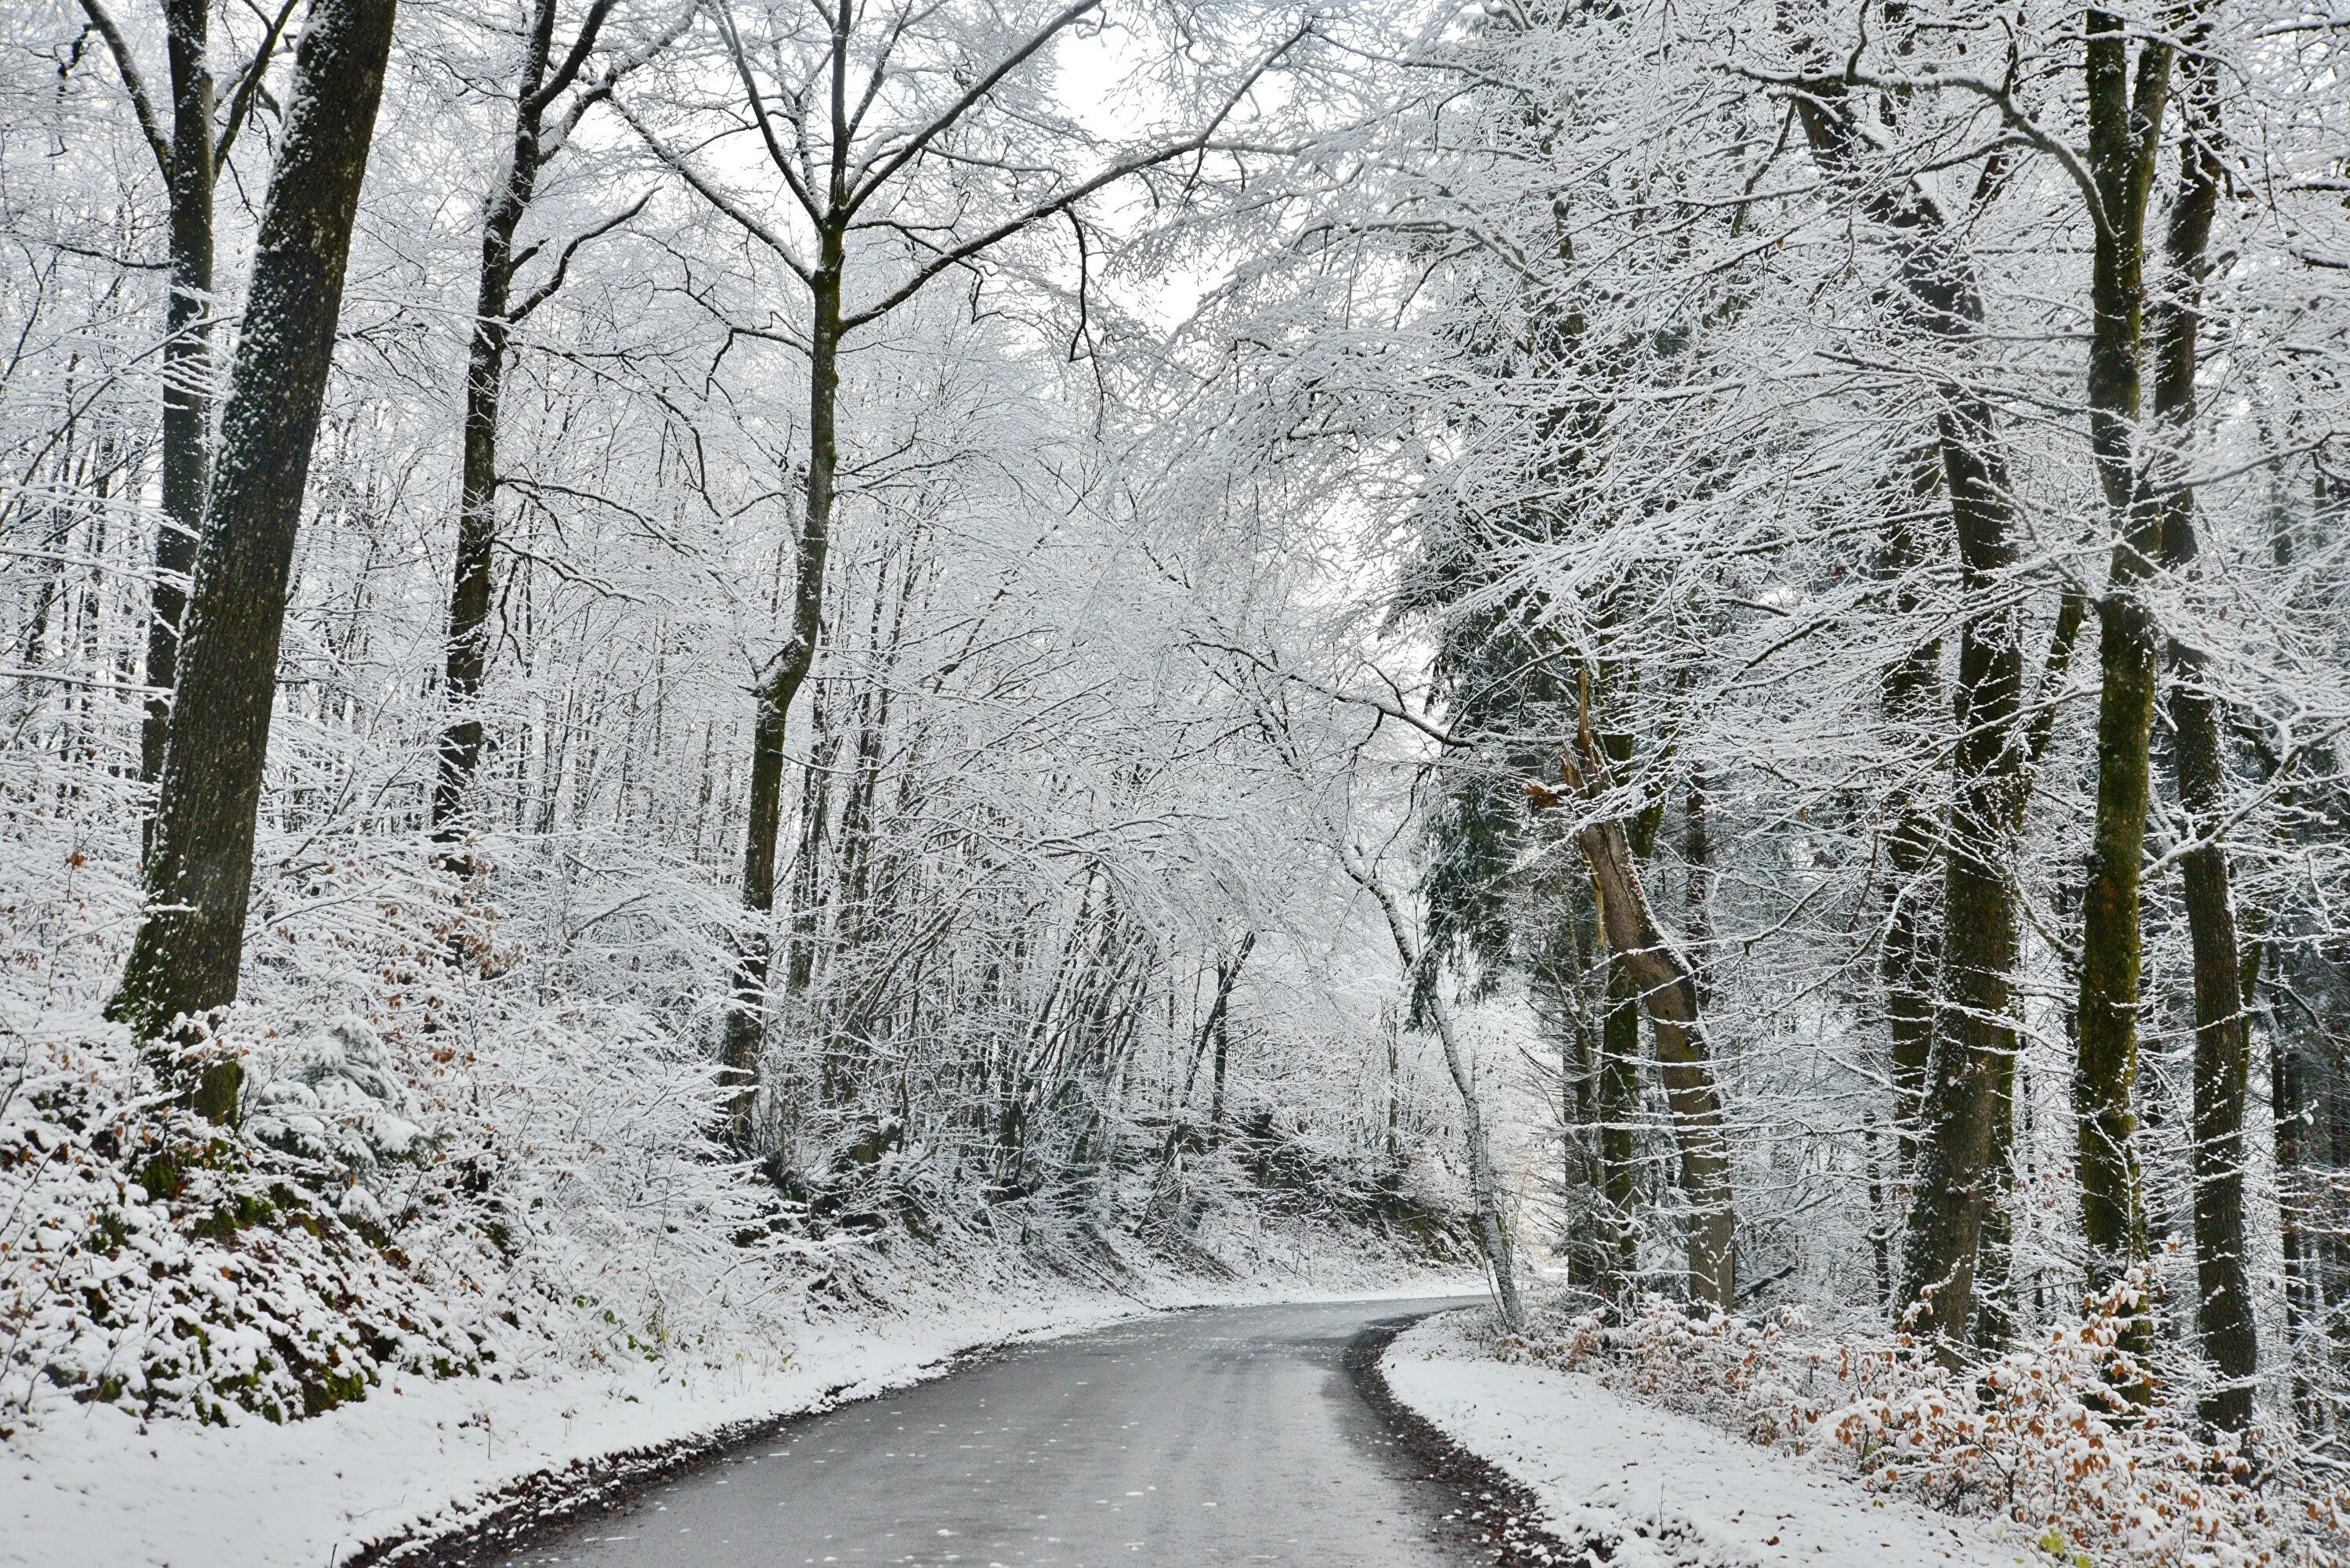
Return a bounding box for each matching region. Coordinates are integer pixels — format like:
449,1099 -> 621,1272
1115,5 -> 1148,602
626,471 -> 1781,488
503,1297 -> 1486,1568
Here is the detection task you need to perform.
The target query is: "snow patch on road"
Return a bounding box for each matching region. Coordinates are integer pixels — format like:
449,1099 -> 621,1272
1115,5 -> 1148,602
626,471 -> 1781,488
1380,1312 -> 2035,1568
3,1277 -> 1468,1568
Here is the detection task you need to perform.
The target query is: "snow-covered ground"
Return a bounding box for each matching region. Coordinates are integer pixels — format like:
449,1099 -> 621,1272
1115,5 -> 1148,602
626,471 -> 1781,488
1379,1313 -> 2037,1568
3,1275 -> 1470,1568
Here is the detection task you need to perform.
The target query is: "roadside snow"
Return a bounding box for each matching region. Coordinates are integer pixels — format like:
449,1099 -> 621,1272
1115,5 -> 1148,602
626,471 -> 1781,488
1380,1313 -> 2036,1568
3,1277 -> 1468,1568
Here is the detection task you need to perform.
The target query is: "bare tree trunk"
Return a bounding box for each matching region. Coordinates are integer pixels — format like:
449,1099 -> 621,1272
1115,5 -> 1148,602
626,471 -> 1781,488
720,232 -> 842,1143
2273,1022 -> 2320,1431
80,0 -> 293,789
1202,932 -> 1254,1131
140,0 -> 216,789
1792,76 -> 2036,1352
2070,16 -> 2171,1360
1683,761 -> 1712,1002
1599,957 -> 1643,1295
434,0 -> 555,834
434,0 -> 627,835
1878,471 -> 1945,1166
1556,719 -> 1735,1310
783,679 -> 839,997
107,0 -> 400,1119
2142,36 -> 2257,1433
1350,855 -> 1522,1328
1384,1003 -> 1403,1166
1898,393 -> 2029,1353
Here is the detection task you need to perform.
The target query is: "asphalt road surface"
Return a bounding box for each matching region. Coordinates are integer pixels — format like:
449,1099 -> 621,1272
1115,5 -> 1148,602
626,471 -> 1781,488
503,1297 -> 1490,1568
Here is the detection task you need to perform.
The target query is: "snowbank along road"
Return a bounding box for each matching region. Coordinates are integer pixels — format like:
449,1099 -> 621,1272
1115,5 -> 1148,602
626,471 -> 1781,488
501,1298 -> 1494,1567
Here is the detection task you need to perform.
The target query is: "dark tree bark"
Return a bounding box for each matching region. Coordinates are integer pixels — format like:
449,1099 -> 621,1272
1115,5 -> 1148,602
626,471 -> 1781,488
1598,953 -> 1643,1295
107,0 -> 400,1119
1683,761 -> 1712,1003
1897,392 -> 2030,1353
143,0 -> 215,788
1594,762 -> 1665,1302
2273,1024 -> 2320,1430
1876,465 -> 1945,1166
76,0 -> 293,787
718,233 -> 842,1143
783,677 -> 841,997
432,0 -> 629,835
2070,16 -> 2172,1351
1206,932 -> 1255,1130
1789,70 -> 2044,1353
2140,38 -> 2257,1432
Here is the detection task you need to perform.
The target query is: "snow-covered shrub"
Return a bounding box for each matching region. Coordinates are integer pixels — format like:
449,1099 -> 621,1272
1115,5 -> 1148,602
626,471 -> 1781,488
1501,1292 -> 2348,1567
0,1021 -> 489,1430
0,769 -> 790,1432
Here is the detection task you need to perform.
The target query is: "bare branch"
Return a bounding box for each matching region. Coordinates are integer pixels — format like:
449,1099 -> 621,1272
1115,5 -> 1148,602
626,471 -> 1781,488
74,0 -> 170,176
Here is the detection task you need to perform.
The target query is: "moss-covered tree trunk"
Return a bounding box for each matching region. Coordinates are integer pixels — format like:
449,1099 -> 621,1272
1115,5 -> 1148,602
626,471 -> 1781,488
1876,471 -> 1944,1167
1896,392 -> 2028,1350
1598,959 -> 1643,1295
2070,12 -> 2171,1364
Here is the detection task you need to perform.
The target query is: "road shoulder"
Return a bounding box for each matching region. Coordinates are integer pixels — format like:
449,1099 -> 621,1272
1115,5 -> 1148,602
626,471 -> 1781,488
1379,1311 -> 2035,1568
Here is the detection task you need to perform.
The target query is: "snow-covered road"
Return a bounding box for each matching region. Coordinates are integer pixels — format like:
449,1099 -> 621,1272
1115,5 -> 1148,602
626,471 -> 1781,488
501,1299 -> 1485,1568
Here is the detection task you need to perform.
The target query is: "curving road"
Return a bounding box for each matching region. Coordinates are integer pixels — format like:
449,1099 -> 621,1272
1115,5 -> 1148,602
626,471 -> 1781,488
501,1297 -> 1490,1568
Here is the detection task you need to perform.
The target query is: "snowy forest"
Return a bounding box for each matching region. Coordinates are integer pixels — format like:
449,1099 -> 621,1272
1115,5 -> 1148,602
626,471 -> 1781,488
7,0 -> 2350,1559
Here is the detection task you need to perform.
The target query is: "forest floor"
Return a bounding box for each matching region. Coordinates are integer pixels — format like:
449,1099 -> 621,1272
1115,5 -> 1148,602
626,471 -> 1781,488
3,1270 -> 1470,1568
1379,1312 -> 2037,1568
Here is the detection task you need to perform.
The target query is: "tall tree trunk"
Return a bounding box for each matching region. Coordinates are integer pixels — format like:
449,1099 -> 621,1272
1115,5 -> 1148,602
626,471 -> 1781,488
1794,79 -> 2037,1351
2142,38 -> 2257,1433
1897,392 -> 2029,1353
782,679 -> 839,997
1205,932 -> 1254,1131
2071,17 -> 2171,1371
720,230 -> 843,1143
1599,956 -> 1643,1295
1556,719 -> 1736,1310
432,0 -> 627,833
2273,1024 -> 2319,1431
433,0 -> 559,834
1684,761 -> 1712,1003
107,0 -> 401,1120
1384,1004 -> 1402,1165
141,0 -> 216,789
1878,466 -> 1944,1166
1595,757 -> 1665,1303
